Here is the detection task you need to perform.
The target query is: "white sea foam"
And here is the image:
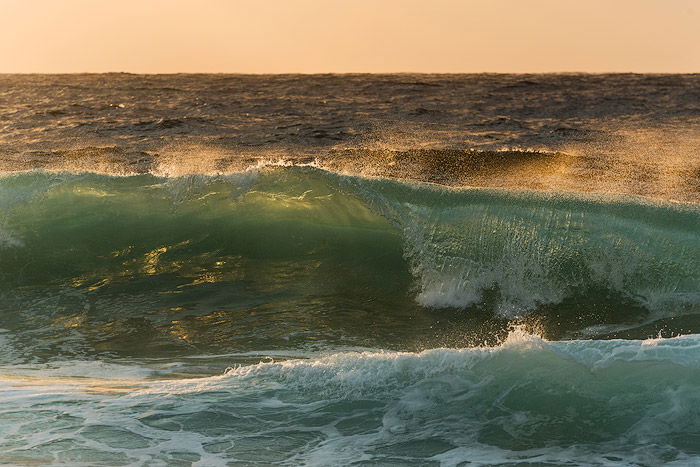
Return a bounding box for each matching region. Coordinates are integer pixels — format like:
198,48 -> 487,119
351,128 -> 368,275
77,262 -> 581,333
3,331 -> 700,464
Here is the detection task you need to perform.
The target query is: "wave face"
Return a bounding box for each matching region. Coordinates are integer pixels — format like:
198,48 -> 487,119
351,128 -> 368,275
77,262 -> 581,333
1,167 -> 698,363
3,74 -> 700,466
3,331 -> 700,465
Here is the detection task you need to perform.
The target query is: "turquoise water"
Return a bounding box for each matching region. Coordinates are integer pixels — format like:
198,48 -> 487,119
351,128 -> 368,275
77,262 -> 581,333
4,331 -> 700,465
1,166 -> 700,465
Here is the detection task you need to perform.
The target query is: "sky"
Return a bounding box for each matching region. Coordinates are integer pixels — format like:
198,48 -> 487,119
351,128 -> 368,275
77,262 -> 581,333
0,0 -> 698,73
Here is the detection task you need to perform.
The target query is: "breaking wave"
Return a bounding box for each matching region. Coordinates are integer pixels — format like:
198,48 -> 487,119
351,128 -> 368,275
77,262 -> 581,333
0,166 -> 697,347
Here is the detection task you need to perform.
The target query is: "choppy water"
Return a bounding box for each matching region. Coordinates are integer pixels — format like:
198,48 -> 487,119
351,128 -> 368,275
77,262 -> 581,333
0,73 -> 699,465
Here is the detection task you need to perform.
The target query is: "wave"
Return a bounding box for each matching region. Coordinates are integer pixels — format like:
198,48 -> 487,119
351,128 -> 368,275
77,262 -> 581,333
4,330 -> 700,465
0,166 -> 698,357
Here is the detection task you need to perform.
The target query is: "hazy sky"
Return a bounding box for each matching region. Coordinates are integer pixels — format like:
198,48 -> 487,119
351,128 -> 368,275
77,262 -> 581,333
1,0 -> 698,73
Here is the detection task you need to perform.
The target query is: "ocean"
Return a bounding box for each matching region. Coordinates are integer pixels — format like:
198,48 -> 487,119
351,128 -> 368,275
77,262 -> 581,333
0,73 -> 699,465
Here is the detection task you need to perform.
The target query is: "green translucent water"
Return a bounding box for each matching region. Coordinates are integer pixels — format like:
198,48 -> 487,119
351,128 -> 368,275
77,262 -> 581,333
1,167 -> 699,465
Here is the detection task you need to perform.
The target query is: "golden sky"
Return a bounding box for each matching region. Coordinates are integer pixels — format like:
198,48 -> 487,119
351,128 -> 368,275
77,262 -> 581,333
1,0 -> 698,73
